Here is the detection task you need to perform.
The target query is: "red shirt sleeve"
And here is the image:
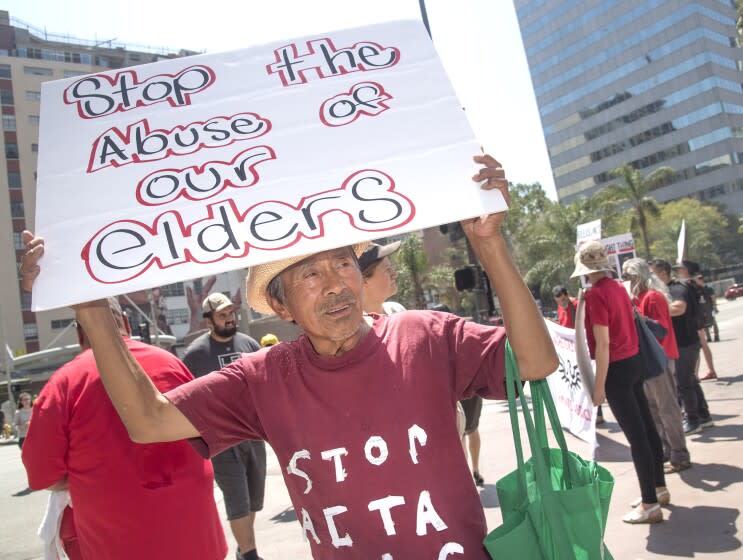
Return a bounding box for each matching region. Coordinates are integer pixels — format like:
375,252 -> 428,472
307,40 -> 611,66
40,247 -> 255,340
22,372 -> 71,489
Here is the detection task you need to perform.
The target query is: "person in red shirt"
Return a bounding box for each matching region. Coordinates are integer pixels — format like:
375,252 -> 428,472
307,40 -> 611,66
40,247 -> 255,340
622,258 -> 690,474
20,154 -> 559,559
552,285 -> 578,328
572,241 -> 667,524
21,298 -> 227,560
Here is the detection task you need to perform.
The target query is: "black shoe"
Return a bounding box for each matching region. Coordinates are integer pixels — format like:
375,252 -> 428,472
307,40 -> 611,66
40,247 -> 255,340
683,421 -> 701,435
699,416 -> 715,428
473,471 -> 485,486
714,337 -> 720,342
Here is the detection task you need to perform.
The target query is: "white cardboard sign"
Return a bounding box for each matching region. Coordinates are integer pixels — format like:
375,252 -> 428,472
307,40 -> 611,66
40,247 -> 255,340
34,20 -> 504,311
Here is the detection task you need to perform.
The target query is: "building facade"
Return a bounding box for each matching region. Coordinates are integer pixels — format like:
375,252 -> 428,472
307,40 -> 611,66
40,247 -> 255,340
514,0 -> 743,213
0,11 -> 203,355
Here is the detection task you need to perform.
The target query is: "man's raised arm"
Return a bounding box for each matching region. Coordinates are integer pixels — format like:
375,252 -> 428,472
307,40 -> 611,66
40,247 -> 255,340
461,156 -> 558,380
20,232 -> 199,444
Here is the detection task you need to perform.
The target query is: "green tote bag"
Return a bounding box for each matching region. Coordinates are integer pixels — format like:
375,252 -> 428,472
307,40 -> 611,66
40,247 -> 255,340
483,342 -> 614,560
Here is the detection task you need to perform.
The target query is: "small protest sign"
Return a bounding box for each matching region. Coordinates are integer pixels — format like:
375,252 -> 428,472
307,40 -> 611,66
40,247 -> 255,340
33,20 -> 505,310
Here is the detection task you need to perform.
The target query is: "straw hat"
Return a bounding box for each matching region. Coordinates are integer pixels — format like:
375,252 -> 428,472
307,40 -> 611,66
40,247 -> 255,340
246,243 -> 369,315
570,240 -> 613,279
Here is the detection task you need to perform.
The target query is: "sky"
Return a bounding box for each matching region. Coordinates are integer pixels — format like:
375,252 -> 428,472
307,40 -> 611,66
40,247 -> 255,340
3,0 -> 557,198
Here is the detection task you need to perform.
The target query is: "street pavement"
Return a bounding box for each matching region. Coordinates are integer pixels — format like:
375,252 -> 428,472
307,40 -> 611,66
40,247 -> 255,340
2,298 -> 742,559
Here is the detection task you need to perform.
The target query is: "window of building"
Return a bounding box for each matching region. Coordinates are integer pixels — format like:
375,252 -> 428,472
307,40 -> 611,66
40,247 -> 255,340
2,114 -> 16,131
26,90 -> 41,101
7,172 -> 21,189
0,88 -> 14,105
51,318 -> 75,329
5,143 -> 18,159
24,66 -> 53,77
28,115 -> 40,125
63,70 -> 87,79
20,291 -> 32,311
13,231 -> 25,250
129,53 -> 141,61
165,308 -> 190,325
10,202 -> 24,218
0,64 -> 11,78
23,323 -> 39,340
160,282 -> 185,297
31,143 -> 38,152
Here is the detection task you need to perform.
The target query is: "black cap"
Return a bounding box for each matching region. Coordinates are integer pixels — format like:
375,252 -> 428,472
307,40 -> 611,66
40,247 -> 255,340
672,260 -> 701,276
358,241 -> 401,273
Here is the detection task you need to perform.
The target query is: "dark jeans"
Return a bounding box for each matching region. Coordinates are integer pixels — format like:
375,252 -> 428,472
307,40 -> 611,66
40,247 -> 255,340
705,318 -> 719,341
675,343 -> 710,424
605,353 -> 666,504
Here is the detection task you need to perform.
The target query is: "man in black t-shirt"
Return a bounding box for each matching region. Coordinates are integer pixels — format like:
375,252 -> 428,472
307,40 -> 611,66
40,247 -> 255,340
183,293 -> 265,560
649,260 -> 712,436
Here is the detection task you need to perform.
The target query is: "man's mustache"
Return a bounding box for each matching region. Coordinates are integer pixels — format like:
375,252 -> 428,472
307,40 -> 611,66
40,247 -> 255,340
319,294 -> 357,314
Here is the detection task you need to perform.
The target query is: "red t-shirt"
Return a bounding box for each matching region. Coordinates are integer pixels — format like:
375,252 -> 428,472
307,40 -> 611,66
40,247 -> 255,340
557,297 -> 578,328
584,277 -> 639,362
636,289 -> 679,360
22,339 -> 227,560
167,311 -> 506,559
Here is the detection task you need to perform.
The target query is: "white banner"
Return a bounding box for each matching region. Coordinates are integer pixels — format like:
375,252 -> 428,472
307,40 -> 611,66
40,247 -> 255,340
576,219 -> 601,244
601,232 -> 636,278
544,319 -> 597,447
34,20 -> 505,310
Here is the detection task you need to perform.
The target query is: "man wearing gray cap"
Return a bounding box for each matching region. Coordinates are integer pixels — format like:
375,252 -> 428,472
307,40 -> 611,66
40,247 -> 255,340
20,154 -> 558,558
183,293 -> 265,560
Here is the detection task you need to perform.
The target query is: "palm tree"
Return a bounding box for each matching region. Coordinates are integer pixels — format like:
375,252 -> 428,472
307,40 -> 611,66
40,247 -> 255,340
599,163 -> 674,258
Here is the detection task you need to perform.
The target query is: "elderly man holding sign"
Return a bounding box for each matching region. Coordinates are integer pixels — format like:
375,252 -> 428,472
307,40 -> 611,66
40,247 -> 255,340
21,153 -> 557,558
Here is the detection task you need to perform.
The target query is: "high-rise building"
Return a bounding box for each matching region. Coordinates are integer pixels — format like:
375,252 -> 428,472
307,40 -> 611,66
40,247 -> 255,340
514,0 -> 743,213
0,11 -> 201,355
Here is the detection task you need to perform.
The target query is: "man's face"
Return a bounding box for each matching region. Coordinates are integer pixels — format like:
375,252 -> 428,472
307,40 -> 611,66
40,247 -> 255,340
553,292 -> 569,308
364,256 -> 398,303
676,266 -> 690,280
270,247 -> 366,355
650,265 -> 670,284
208,305 -> 237,339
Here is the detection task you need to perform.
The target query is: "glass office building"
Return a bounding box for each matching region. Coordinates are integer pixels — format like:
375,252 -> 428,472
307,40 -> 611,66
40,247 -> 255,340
514,0 -> 743,213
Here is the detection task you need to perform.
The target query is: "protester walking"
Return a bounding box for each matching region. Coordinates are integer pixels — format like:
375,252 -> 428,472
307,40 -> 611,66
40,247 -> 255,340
13,392 -> 33,449
622,258 -> 691,474
183,292 -> 266,560
573,242 -> 667,524
650,260 -> 713,434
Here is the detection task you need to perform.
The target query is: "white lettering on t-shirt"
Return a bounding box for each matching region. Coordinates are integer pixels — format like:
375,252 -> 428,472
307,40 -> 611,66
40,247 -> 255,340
408,424 -> 428,464
288,449 -> 313,494
367,495 -> 406,536
321,447 -> 349,482
416,490 -> 448,536
323,505 -> 353,548
300,507 -> 321,544
438,542 -> 464,558
381,555 -> 393,560
364,435 -> 389,466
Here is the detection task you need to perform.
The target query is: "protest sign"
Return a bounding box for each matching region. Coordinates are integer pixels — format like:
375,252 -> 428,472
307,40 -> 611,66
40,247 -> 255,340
600,232 -> 636,278
576,218 -> 601,244
544,318 -> 597,447
33,20 -> 504,311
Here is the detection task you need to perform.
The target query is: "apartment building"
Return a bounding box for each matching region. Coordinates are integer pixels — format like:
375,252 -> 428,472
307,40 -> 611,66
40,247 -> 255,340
0,11 -> 204,355
514,0 -> 743,212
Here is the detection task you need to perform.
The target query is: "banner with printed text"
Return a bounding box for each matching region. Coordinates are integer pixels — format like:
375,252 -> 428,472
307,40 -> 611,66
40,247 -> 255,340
544,319 -> 597,447
33,20 -> 503,310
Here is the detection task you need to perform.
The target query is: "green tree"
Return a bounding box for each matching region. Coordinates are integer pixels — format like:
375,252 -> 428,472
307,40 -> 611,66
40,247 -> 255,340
599,163 -> 674,258
647,198 -> 730,269
393,234 -> 428,309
